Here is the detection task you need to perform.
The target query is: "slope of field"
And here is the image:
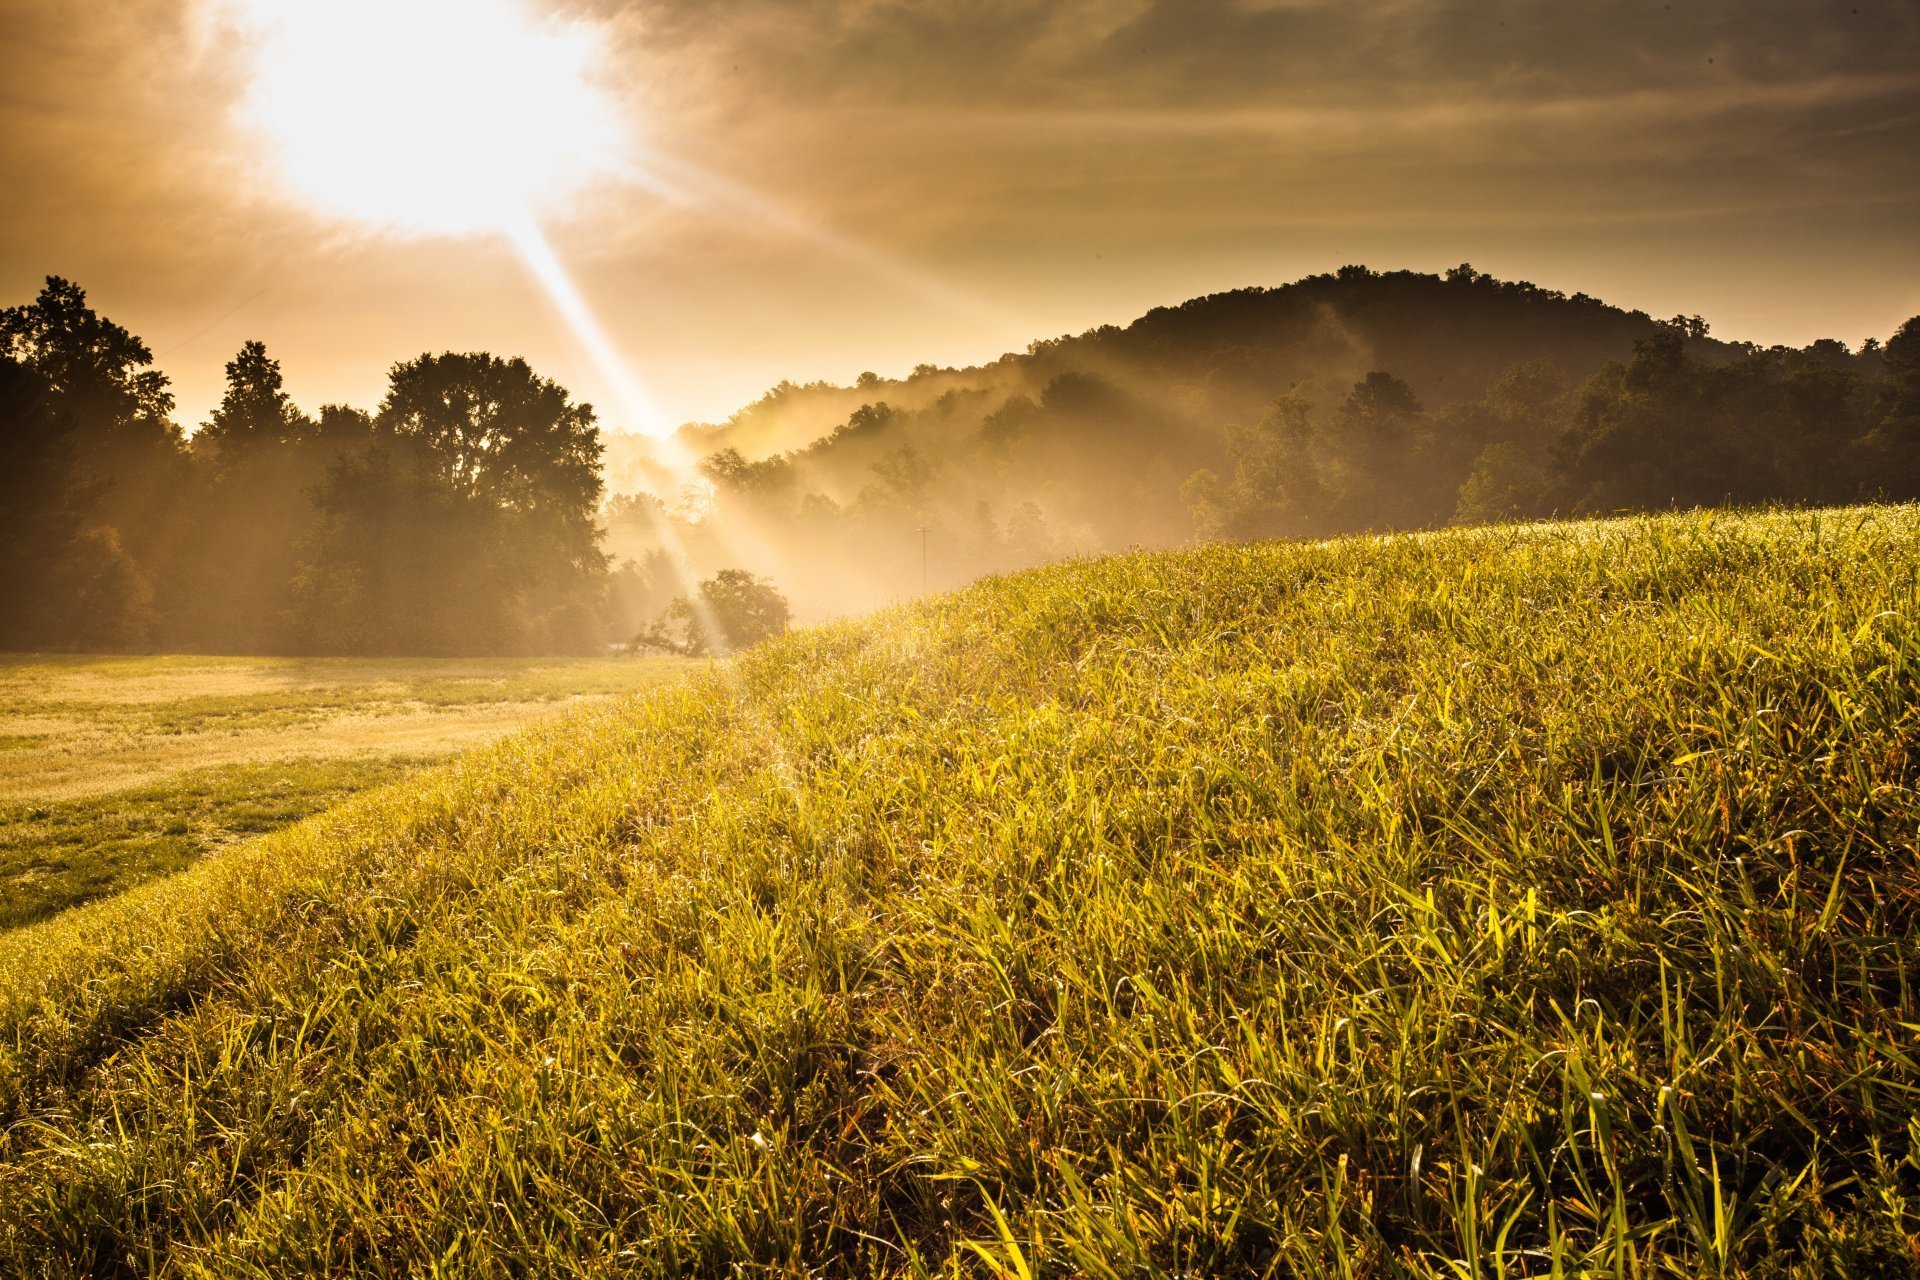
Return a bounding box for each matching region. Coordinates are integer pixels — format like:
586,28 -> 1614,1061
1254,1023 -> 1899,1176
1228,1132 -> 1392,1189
0,655 -> 689,928
2,508 -> 1917,1276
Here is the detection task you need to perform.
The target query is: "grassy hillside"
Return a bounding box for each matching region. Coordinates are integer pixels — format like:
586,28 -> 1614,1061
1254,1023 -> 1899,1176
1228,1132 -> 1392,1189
2,507 -> 1918,1276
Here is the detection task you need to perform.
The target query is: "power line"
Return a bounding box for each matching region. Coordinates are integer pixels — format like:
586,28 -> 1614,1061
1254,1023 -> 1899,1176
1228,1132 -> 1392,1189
155,282 -> 277,360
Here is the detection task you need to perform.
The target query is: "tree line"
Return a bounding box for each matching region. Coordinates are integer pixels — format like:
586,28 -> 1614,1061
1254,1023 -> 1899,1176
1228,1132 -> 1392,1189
6,267 -> 1918,654
1,278 -> 620,654
1185,319 -> 1920,540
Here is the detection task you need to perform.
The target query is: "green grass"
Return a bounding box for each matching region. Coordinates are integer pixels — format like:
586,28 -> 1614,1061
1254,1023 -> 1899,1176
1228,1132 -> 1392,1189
0,654 -> 690,927
0,757 -> 426,930
2,506 -> 1918,1276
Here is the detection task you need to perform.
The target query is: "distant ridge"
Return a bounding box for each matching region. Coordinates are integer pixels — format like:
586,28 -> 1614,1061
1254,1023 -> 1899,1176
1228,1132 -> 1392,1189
663,265 -> 1729,462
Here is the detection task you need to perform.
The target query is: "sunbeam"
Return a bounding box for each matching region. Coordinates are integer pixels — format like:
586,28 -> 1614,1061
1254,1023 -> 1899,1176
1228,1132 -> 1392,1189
501,214 -> 671,439
629,153 -> 1021,336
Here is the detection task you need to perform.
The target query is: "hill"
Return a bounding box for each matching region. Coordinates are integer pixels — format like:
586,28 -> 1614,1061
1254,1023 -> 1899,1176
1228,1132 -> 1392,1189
606,266 -> 1738,582
604,267 -> 1914,623
660,265 -> 1724,466
3,505 -> 1919,1275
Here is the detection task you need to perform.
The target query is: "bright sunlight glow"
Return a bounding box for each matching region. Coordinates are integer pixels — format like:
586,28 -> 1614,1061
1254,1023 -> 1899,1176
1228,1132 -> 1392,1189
500,214 -> 670,436
228,0 -> 625,236
216,0 -> 1010,445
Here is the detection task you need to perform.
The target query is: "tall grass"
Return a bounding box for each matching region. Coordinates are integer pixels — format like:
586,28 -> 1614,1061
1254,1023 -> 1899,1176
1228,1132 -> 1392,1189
2,507 -> 1917,1276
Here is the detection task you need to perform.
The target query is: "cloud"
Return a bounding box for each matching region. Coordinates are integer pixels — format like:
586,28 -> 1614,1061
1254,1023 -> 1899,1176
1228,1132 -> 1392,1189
593,0 -> 1920,109
572,0 -> 1918,249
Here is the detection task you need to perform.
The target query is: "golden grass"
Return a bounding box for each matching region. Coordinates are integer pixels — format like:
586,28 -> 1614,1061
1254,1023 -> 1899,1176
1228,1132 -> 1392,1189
1,508 -> 1916,1276
4,702 -> 590,803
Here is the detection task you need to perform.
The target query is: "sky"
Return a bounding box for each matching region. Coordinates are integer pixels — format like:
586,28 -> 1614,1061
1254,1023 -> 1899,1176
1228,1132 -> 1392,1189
2,0 -> 1917,440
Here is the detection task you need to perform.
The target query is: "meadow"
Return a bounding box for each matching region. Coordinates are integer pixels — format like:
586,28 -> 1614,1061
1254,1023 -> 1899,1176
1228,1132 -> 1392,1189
1,507 -> 1917,1276
0,654 -> 689,929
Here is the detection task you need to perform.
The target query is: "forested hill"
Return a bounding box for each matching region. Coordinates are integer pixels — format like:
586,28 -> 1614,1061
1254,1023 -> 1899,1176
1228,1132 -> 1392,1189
607,265 -> 1909,622
662,264 -> 1739,465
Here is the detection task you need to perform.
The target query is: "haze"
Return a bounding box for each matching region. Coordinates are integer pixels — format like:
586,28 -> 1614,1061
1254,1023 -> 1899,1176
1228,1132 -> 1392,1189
2,0 -> 1916,438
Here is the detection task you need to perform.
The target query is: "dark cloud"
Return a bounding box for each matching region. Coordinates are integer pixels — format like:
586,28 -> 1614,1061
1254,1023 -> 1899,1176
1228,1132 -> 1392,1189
595,0 -> 1919,244
603,0 -> 1920,107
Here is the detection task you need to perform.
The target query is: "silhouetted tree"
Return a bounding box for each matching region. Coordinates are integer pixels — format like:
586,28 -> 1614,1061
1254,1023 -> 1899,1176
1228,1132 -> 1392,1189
194,340 -> 309,465
1445,361 -> 1569,524
1546,325 -> 1894,513
0,358 -> 131,652
293,353 -> 608,654
178,342 -> 339,650
0,278 -> 178,453
379,352 -> 602,521
1863,316 -> 1920,497
0,277 -> 187,603
62,528 -> 153,650
1328,371 -> 1431,526
1552,329 -> 1729,512
293,448 -> 492,654
313,404 -> 376,449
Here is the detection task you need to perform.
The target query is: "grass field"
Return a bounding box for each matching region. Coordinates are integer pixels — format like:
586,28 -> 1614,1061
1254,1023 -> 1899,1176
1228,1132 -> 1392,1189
2,507 -> 1918,1276
0,655 -> 689,929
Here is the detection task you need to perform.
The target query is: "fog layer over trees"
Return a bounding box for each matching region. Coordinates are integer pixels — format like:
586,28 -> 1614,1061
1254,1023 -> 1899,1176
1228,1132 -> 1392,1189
5,267 -> 1918,655
611,266 -> 1919,626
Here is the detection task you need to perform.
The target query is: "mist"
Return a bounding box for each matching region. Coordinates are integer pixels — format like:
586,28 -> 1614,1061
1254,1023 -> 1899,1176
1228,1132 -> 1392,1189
595,263 -> 1913,637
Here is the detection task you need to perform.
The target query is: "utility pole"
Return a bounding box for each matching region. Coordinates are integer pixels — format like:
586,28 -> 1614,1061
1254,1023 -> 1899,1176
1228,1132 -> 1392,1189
916,524 -> 928,595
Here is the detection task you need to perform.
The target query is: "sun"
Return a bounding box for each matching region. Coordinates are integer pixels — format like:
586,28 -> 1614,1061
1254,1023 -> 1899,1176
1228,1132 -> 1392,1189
225,0 -> 627,236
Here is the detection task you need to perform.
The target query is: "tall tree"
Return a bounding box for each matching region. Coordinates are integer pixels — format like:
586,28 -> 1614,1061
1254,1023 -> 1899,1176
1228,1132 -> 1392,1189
0,278 -> 177,449
0,278 -> 184,637
378,352 -> 602,521
295,353 -> 609,654
195,340 -> 309,464
0,361 -> 156,651
1328,371 -> 1434,527
1864,316 -> 1920,497
176,342 -> 345,651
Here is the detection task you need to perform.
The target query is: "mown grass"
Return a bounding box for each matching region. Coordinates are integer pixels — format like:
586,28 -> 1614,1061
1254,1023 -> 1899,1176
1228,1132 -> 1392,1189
0,757 -> 424,930
0,654 -> 689,927
1,506 -> 1917,1276
0,654 -> 692,780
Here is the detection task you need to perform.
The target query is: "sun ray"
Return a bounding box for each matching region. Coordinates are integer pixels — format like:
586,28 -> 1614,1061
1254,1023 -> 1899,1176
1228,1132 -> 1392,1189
500,214 -> 672,439
501,215 -> 809,619
627,153 -> 1020,335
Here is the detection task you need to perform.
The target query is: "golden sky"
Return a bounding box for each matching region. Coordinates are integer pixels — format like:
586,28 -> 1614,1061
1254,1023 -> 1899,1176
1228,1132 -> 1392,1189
3,0 -> 1917,438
